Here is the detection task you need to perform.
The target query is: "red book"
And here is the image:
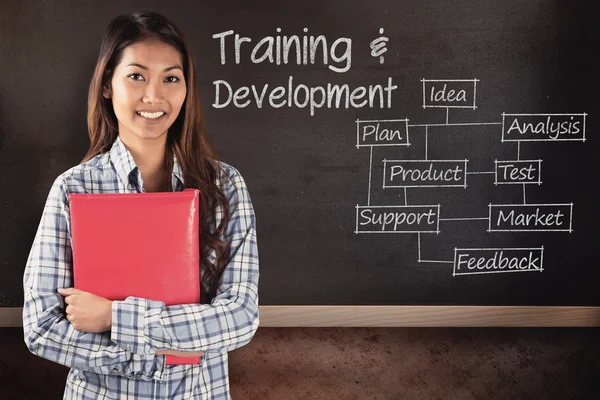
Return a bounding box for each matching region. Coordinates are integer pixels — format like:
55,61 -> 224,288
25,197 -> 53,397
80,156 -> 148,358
69,189 -> 201,365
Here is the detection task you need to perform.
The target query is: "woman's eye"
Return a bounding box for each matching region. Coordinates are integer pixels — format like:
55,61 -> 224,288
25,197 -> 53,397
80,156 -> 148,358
126,74 -> 180,83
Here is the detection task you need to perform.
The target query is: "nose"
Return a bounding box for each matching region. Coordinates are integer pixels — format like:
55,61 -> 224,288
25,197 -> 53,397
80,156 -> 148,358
142,80 -> 165,104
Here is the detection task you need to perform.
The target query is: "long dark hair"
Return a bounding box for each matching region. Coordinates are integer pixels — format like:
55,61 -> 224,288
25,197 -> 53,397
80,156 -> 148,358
84,11 -> 230,302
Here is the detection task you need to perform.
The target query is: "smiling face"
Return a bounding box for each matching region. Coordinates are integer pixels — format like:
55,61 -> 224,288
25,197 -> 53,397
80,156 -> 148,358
104,37 -> 187,145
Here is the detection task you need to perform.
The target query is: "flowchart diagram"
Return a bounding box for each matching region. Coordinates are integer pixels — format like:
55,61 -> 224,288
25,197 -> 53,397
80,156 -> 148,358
354,79 -> 586,276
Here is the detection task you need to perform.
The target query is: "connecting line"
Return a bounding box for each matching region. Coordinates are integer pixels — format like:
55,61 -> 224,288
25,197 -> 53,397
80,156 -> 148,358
517,142 -> 521,160
446,107 -> 449,124
466,171 -> 495,175
439,217 -> 489,221
407,122 -> 502,128
417,233 -> 454,265
404,187 -> 408,206
419,260 -> 454,264
425,126 -> 428,160
523,183 -> 526,204
367,146 -> 373,206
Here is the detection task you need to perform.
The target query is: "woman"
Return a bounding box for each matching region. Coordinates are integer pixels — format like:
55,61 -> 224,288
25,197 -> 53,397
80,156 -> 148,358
22,11 -> 259,399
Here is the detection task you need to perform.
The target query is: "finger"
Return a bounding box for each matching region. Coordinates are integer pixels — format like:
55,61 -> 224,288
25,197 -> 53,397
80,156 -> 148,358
66,304 -> 72,314
59,288 -> 85,296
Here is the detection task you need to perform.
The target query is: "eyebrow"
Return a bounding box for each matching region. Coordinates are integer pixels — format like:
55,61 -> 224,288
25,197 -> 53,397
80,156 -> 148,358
126,63 -> 183,72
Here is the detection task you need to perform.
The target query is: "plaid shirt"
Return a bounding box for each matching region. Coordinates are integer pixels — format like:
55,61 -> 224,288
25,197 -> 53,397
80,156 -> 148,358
22,137 -> 259,399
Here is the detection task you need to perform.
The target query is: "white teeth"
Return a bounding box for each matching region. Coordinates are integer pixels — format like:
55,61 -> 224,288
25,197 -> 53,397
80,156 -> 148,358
137,111 -> 165,119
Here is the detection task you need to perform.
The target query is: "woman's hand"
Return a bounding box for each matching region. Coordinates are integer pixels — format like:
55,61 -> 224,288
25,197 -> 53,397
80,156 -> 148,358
58,288 -> 113,333
58,288 -> 204,357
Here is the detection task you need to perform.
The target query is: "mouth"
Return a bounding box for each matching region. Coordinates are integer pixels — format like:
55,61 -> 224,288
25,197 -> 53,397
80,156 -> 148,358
136,111 -> 166,120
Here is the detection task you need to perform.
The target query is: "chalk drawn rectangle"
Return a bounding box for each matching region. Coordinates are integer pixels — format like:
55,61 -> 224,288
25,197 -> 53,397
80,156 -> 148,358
453,247 -> 544,276
422,79 -> 477,109
383,160 -> 468,189
488,203 -> 573,232
494,160 -> 542,185
356,119 -> 410,148
355,205 -> 440,233
501,113 -> 586,142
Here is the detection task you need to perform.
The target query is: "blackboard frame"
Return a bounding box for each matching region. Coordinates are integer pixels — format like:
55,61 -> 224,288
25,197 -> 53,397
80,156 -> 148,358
3,306 -> 600,327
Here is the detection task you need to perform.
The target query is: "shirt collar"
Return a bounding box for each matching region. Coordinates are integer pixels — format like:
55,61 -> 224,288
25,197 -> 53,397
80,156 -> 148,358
109,136 -> 184,191
172,154 -> 183,188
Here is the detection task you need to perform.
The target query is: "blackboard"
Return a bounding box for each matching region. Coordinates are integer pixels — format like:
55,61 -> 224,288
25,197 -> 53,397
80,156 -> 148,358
1,0 -> 598,311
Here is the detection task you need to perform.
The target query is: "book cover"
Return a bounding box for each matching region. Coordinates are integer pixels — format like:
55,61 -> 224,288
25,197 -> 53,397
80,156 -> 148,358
69,189 -> 201,365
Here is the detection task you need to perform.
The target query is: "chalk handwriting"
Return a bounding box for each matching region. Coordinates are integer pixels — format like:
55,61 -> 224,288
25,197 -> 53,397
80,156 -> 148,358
213,76 -> 397,116
212,28 -> 352,73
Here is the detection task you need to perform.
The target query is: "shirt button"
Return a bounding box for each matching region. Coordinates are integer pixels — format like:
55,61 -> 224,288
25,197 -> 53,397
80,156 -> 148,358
112,367 -> 119,373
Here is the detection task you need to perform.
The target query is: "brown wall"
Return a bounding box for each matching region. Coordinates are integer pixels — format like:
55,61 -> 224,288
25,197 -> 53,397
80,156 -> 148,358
1,327 -> 599,399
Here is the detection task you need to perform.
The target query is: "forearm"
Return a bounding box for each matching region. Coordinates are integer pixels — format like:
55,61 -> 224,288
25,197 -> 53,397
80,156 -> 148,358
23,289 -> 165,380
111,287 -> 259,354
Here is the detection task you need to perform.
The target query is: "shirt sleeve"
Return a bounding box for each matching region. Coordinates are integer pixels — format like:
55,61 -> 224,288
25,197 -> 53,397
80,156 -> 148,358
110,166 -> 260,355
22,177 -> 165,381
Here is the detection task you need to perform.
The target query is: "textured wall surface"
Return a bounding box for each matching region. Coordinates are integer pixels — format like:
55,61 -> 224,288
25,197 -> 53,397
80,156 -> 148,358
1,327 -> 599,399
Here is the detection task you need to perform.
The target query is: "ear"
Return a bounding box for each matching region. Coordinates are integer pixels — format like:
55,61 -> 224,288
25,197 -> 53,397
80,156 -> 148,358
102,85 -> 111,99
